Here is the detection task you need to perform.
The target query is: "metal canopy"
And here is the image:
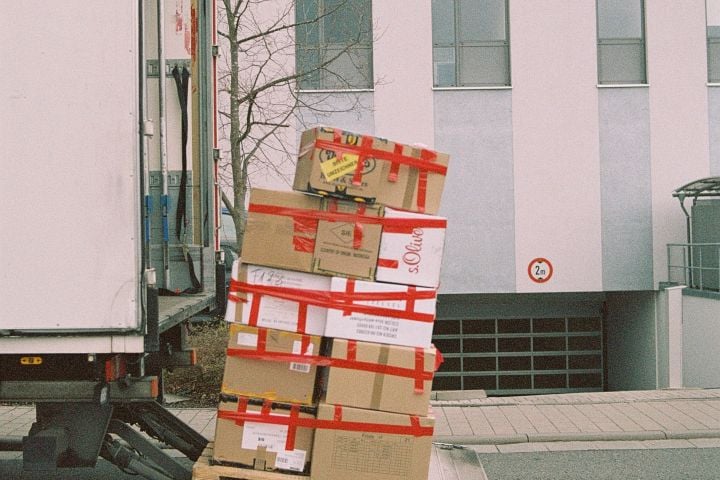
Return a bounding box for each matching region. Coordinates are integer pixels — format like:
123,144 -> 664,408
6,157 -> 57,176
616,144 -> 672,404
671,176 -> 720,245
672,176 -> 720,200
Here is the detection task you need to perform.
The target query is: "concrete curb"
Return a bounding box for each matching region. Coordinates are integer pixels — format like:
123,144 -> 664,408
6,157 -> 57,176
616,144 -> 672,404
433,429 -> 720,446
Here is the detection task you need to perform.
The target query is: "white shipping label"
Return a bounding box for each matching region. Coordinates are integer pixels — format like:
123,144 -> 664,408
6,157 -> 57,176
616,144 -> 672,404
237,333 -> 258,347
275,449 -> 307,472
241,421 -> 289,452
289,341 -> 313,373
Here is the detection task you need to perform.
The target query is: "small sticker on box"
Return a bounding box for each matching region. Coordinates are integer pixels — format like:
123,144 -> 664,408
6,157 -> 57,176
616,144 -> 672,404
320,153 -> 359,181
237,333 -> 258,347
289,341 -> 313,373
241,421 -> 289,452
275,449 -> 307,472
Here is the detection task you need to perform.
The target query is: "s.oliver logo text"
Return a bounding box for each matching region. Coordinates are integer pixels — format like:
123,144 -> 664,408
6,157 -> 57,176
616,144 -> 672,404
402,228 -> 424,274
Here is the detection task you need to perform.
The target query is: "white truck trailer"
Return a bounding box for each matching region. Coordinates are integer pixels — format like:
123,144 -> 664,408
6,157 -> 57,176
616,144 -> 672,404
0,1 -> 223,478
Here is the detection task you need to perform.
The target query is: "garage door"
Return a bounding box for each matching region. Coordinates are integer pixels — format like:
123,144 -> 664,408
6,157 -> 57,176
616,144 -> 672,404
432,293 -> 605,395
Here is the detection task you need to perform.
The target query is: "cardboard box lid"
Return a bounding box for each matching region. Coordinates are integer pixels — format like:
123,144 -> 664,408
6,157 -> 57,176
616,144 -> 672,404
296,127 -> 450,214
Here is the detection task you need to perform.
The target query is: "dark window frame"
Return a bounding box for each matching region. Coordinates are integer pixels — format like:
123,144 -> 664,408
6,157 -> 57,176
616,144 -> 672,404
596,0 -> 648,85
432,0 -> 512,88
295,0 -> 374,91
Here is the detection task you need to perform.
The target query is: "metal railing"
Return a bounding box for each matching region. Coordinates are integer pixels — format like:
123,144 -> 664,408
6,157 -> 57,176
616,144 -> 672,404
667,243 -> 720,292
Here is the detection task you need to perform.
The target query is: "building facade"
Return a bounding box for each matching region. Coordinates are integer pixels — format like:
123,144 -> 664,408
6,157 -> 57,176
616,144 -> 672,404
281,0 -> 720,394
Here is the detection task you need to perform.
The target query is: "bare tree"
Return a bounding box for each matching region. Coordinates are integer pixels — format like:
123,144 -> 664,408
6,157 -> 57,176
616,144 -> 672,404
217,0 -> 375,253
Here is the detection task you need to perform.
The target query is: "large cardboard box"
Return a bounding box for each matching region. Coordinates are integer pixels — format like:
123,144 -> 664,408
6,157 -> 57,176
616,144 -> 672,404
222,324 -> 322,405
242,188 -> 383,280
225,262 -> 329,336
323,339 -> 437,415
294,127 -> 450,215
376,207 -> 447,288
214,396 -> 315,474
310,403 -> 434,480
324,278 -> 436,348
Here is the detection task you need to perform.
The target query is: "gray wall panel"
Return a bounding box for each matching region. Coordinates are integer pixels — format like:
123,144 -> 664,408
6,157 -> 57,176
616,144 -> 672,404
710,88 -> 720,175
599,89 -> 654,290
434,90 -> 515,293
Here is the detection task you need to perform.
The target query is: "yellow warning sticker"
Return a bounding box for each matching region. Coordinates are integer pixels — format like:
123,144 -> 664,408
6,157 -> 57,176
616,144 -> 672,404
320,153 -> 359,181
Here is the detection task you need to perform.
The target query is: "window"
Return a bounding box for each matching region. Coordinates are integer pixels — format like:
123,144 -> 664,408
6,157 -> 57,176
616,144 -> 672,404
296,0 -> 373,90
432,0 -> 510,87
708,0 -> 720,83
596,0 -> 647,85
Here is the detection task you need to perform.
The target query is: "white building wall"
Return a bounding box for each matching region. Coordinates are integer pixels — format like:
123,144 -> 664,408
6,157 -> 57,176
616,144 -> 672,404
510,0 -> 603,293
372,1 -> 435,147
646,1 -> 711,286
683,294 -> 720,388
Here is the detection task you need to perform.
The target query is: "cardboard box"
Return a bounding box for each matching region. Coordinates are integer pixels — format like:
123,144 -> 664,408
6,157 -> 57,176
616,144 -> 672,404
222,324 -> 322,405
294,127 -> 450,215
214,396 -> 315,474
225,262 -> 330,336
324,278 -> 436,348
242,188 -> 383,280
310,403 -> 434,480
323,339 -> 437,415
376,208 -> 447,288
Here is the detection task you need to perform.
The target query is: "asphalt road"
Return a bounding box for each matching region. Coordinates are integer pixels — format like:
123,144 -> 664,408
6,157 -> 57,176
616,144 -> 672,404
478,448 -> 720,480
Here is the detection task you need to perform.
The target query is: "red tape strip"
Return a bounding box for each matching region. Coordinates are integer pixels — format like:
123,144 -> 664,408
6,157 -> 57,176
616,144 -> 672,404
250,202 -> 446,234
314,138 -> 446,175
225,347 -> 436,392
377,258 -> 400,269
314,135 -> 445,212
229,280 -> 436,323
217,406 -> 434,438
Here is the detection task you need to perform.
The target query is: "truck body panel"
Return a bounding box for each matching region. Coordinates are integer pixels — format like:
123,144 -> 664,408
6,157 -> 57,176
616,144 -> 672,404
1,1 -> 142,335
0,0 -> 219,354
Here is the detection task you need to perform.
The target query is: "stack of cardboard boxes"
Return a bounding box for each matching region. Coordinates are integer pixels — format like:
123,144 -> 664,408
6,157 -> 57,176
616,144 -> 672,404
212,127 -> 450,479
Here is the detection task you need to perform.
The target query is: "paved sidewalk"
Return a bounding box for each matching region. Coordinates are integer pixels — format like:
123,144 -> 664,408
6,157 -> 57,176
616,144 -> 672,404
2,388 -> 720,459
432,388 -> 720,451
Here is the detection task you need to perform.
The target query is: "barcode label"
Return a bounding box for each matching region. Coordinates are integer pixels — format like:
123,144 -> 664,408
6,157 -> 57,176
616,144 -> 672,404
290,362 -> 311,373
275,449 -> 306,471
289,340 -> 313,374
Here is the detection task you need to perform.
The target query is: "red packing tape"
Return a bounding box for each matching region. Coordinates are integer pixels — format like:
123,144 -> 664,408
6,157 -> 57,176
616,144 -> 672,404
313,138 -> 446,175
314,135 -> 446,211
250,202 -> 447,234
229,280 -> 436,323
225,347 -> 437,393
218,405 -> 434,438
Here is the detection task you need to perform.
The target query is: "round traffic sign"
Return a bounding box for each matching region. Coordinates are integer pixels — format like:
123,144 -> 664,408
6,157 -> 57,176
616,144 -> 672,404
528,258 -> 553,283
